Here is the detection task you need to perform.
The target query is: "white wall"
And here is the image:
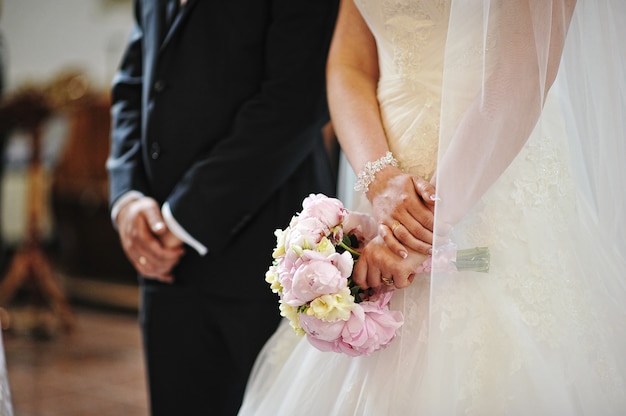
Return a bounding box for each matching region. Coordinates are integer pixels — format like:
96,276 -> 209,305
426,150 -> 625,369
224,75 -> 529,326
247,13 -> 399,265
1,0 -> 134,92
0,0 -> 134,244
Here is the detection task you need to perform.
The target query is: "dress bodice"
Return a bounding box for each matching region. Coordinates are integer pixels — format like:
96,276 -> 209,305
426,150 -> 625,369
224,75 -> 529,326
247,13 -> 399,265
355,0 -> 450,180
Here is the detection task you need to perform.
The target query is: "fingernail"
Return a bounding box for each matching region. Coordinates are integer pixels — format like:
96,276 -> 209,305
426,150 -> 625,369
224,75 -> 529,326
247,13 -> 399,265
153,222 -> 165,232
399,250 -> 408,259
428,247 -> 433,255
429,195 -> 441,202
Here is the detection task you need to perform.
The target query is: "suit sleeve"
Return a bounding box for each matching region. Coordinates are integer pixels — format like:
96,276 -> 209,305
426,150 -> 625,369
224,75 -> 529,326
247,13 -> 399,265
166,0 -> 339,254
107,1 -> 149,208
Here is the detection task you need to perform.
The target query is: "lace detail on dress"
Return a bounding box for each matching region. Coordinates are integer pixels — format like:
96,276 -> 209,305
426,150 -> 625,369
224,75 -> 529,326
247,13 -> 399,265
357,0 -> 448,181
382,90 -> 439,181
380,0 -> 447,77
433,130 -> 625,412
495,136 -> 578,348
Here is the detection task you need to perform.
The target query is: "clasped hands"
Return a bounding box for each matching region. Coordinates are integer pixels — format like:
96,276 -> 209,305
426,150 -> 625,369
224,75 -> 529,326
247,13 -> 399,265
352,167 -> 437,290
116,197 -> 185,283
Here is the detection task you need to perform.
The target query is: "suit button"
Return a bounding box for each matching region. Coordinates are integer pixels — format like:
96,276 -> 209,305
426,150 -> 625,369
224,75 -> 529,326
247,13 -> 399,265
150,142 -> 161,159
154,80 -> 166,92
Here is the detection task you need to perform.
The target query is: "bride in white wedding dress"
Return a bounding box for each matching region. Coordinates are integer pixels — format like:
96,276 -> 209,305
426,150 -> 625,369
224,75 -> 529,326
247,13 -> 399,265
239,0 -> 626,414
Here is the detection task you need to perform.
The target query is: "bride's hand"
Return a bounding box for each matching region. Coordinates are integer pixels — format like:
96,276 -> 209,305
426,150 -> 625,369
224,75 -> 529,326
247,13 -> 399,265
353,235 -> 429,290
367,166 -> 436,257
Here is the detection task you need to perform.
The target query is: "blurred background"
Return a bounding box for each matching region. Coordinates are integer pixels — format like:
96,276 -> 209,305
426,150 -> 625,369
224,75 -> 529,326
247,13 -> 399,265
0,1 -> 149,414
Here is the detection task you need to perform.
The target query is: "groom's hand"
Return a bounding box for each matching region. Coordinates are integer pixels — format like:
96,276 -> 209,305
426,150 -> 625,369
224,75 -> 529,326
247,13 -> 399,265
116,197 -> 184,283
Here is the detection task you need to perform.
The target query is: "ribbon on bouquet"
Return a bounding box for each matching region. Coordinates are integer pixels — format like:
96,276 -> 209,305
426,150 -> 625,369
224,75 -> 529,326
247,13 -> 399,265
415,243 -> 490,274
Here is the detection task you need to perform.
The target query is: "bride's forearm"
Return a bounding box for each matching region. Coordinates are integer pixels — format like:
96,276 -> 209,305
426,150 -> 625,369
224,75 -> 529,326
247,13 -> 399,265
328,67 -> 388,175
326,0 -> 389,176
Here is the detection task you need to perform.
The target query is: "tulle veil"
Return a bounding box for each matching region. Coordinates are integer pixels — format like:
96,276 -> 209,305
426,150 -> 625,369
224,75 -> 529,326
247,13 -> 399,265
398,1 -> 626,413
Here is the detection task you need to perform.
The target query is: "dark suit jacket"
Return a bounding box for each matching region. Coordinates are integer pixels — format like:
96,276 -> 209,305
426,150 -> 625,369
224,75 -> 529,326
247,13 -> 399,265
108,0 -> 338,299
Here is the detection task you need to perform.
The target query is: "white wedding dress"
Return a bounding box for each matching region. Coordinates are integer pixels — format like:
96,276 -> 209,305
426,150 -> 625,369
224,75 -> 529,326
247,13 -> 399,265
239,1 -> 626,414
0,329 -> 13,416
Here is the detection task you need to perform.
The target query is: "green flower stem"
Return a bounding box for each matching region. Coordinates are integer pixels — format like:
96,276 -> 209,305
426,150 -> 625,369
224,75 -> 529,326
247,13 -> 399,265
339,240 -> 361,258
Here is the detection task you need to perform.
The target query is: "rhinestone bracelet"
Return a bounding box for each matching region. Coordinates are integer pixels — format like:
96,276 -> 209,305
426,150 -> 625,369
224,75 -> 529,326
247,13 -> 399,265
354,151 -> 399,193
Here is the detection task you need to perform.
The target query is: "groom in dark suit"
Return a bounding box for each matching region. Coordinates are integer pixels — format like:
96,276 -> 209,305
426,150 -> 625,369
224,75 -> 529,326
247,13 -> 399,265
107,0 -> 339,414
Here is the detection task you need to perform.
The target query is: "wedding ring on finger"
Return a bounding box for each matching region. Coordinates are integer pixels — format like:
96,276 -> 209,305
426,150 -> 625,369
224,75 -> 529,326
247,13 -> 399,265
381,276 -> 394,286
391,221 -> 401,232
138,255 -> 147,266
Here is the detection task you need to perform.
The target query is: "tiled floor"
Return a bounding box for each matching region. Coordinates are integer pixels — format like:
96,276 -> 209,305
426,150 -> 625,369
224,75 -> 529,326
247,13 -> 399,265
2,306 -> 148,416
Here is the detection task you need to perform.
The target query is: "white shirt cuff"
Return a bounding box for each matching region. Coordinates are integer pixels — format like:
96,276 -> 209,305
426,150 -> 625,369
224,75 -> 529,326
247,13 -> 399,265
162,202 -> 208,256
111,190 -> 145,228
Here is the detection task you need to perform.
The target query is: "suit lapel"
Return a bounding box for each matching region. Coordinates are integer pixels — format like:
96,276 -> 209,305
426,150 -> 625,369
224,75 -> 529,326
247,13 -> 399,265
141,0 -> 161,102
160,0 -> 199,52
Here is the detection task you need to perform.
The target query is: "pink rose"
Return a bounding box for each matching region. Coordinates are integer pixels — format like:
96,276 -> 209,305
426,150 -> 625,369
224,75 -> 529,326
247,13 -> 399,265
300,194 -> 346,230
299,313 -> 345,342
304,288 -> 404,357
359,285 -> 394,305
305,335 -> 345,355
343,303 -> 403,355
285,217 -> 328,249
332,288 -> 403,356
275,255 -> 303,299
342,211 -> 378,245
283,251 -> 349,306
328,251 -> 354,280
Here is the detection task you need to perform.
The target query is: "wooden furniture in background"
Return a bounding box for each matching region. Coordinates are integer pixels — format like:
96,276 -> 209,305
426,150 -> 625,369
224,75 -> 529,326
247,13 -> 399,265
51,92 -> 136,285
0,86 -> 76,334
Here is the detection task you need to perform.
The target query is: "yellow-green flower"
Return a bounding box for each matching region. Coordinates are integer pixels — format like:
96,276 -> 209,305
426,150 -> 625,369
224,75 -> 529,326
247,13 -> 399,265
315,236 -> 336,257
265,266 -> 282,294
307,287 -> 354,322
272,228 -> 287,258
279,302 -> 305,336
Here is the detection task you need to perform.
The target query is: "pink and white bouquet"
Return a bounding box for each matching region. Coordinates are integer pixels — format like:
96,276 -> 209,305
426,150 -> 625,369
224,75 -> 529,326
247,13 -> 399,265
265,194 -> 404,356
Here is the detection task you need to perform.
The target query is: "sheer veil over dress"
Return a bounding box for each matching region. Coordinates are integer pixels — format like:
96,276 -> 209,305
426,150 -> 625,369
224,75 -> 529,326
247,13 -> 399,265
239,1 -> 626,414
